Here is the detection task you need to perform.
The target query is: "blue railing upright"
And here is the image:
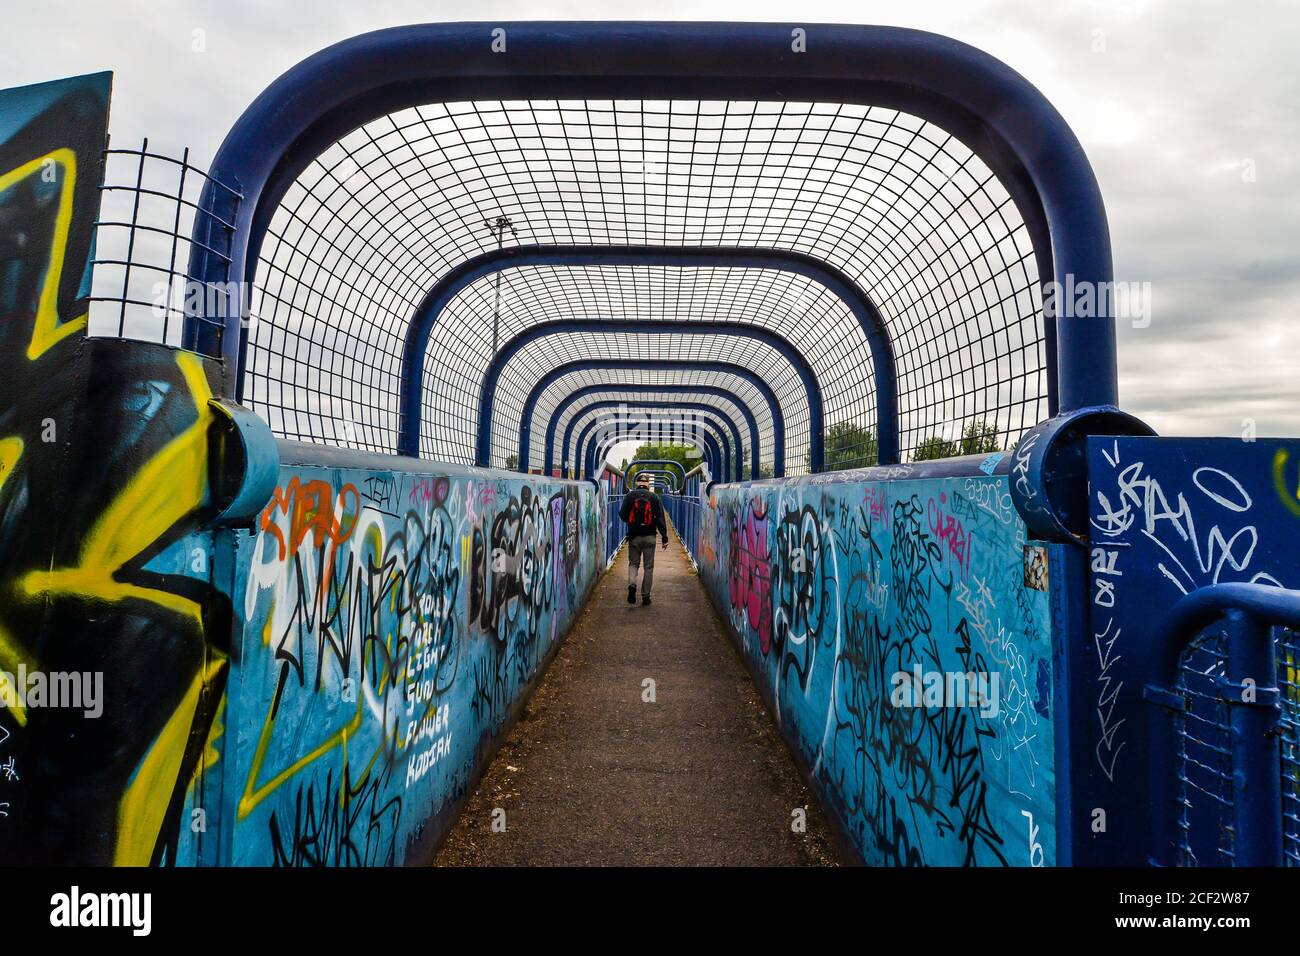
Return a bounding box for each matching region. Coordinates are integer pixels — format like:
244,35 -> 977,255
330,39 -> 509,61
661,476 -> 704,568
604,485 -> 626,566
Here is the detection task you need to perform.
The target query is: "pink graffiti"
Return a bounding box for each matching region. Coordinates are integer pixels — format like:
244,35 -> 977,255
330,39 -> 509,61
409,476 -> 450,508
928,492 -> 974,577
863,485 -> 891,527
728,499 -> 773,653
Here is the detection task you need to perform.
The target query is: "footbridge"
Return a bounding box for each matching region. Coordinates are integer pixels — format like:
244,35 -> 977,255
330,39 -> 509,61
0,22 -> 1296,868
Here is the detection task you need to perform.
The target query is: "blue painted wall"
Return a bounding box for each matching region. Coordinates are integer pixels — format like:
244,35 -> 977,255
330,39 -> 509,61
697,469 -> 1058,866
187,460 -> 603,866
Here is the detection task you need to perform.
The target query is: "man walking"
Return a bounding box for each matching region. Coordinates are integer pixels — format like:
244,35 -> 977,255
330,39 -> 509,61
619,471 -> 669,605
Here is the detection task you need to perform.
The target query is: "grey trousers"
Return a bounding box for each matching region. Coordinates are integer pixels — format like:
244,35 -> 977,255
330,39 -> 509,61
626,534 -> 658,594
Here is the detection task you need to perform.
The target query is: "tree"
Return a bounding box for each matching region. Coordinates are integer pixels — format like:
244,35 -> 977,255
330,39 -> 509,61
958,419 -> 1001,456
809,421 -> 877,472
912,435 -> 958,461
630,441 -> 700,475
504,453 -> 519,470
912,419 -> 1001,462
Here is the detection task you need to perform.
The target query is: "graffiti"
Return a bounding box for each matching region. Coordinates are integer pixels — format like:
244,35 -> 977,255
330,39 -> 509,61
236,468 -> 601,865
0,73 -> 238,866
0,72 -> 604,872
927,492 -> 974,577
1273,448 -> 1300,517
699,472 -> 1056,866
1078,438 -> 1297,864
725,496 -> 772,652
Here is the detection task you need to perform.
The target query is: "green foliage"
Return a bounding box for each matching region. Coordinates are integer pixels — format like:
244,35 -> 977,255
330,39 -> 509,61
504,453 -> 519,470
911,419 -> 1002,462
958,419 -> 1001,456
630,442 -> 700,483
809,421 -> 878,472
912,435 -> 958,461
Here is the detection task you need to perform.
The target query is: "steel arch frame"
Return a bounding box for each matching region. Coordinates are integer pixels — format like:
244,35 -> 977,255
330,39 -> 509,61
630,470 -> 680,493
396,245 -> 894,462
590,432 -> 718,487
576,404 -> 739,481
516,358 -> 785,476
555,384 -> 757,480
589,432 -> 719,486
190,21 -> 1117,428
559,386 -> 752,478
577,407 -> 737,483
624,458 -> 688,493
575,410 -> 733,485
587,419 -> 723,482
578,414 -> 728,483
479,320 -> 819,471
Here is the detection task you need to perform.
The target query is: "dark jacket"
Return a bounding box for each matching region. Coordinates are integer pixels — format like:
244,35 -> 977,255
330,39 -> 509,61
619,488 -> 668,540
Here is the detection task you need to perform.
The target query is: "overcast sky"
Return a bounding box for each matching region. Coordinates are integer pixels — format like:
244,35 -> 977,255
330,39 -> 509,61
4,0 -> 1297,441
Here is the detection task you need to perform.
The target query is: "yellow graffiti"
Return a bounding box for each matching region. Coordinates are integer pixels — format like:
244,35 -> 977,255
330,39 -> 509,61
20,353 -> 213,623
1273,448 -> 1300,518
238,625 -> 439,819
237,683 -> 367,819
0,149 -> 88,360
114,657 -> 226,866
0,437 -> 31,725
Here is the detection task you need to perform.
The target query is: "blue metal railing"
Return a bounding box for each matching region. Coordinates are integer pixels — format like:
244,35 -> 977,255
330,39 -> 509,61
604,488 -> 626,566
661,476 -> 704,568
1145,583 -> 1300,866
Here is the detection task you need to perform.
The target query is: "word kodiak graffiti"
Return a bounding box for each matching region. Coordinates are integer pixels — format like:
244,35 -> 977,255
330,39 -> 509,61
236,469 -> 599,866
700,475 -> 1056,867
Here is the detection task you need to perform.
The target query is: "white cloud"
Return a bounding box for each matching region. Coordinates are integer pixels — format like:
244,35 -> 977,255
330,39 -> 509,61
6,0 -> 1296,438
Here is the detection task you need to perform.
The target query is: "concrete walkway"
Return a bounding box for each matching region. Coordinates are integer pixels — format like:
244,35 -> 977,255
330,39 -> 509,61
434,531 -> 844,866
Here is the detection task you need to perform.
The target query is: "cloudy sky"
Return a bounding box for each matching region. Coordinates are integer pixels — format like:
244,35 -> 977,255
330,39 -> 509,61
4,0 -> 1297,440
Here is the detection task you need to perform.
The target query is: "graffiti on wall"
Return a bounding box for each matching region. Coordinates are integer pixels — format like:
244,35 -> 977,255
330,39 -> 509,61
0,73 -> 238,866
1080,436 -> 1297,865
229,466 -> 601,866
699,471 -> 1056,866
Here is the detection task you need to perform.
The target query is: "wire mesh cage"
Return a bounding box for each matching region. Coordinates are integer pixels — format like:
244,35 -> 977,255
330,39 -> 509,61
88,140 -> 241,351
243,98 -> 1046,472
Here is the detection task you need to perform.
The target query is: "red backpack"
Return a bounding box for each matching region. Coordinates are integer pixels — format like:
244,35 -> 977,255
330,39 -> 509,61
628,493 -> 655,528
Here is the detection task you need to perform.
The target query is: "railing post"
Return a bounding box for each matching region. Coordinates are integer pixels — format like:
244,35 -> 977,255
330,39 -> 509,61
1225,610 -> 1284,866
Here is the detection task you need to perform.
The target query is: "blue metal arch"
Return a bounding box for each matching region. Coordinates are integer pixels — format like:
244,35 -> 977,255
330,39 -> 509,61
574,404 -> 740,482
630,470 -> 682,493
399,245 -> 893,462
517,358 -> 785,476
586,417 -> 724,483
480,321 -> 819,471
189,21 -> 1115,421
572,406 -> 736,485
590,433 -> 719,486
553,383 -> 760,481
576,413 -> 729,483
557,386 -> 753,478
579,416 -> 733,481
589,430 -> 720,487
625,459 -> 688,493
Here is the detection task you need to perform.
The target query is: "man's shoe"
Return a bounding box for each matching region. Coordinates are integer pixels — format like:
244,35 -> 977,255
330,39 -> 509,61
642,593 -> 652,606
627,585 -> 636,604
